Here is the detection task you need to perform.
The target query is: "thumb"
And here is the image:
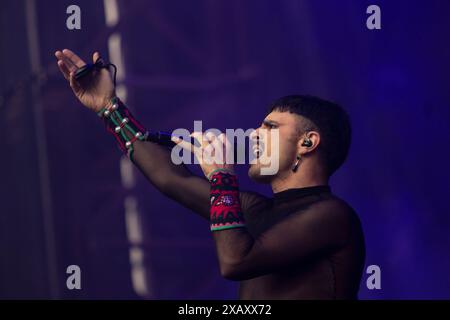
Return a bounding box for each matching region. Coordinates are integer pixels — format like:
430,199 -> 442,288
92,52 -> 101,63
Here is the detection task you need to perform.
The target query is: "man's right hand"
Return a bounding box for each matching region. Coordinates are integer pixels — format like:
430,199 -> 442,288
55,49 -> 115,113
54,49 -> 222,222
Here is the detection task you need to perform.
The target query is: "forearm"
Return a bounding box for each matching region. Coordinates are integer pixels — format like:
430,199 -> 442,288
100,97 -> 210,219
209,172 -> 349,281
132,140 -> 210,218
132,139 -> 192,193
209,171 -> 256,279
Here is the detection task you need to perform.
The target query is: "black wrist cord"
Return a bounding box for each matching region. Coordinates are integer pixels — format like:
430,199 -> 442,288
78,57 -> 200,150
74,57 -> 118,87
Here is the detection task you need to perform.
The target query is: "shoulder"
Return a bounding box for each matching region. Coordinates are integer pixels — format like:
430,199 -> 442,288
302,194 -> 362,235
313,194 -> 357,217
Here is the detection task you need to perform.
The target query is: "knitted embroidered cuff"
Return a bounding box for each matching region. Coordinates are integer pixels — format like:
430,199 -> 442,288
98,97 -> 147,158
209,171 -> 246,232
207,168 -> 235,181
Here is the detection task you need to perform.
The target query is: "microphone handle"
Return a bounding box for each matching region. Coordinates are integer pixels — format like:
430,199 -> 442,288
145,131 -> 240,163
145,131 -> 177,147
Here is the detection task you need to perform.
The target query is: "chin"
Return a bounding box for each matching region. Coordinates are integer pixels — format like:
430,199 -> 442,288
248,164 -> 275,184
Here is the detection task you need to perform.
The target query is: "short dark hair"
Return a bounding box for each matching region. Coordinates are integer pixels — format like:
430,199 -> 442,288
268,95 -> 352,176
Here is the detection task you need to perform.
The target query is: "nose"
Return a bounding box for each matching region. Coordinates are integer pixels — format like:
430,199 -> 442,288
250,127 -> 261,142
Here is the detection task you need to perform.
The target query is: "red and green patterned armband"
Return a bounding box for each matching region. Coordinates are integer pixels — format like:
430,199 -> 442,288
209,171 -> 246,232
97,97 -> 148,159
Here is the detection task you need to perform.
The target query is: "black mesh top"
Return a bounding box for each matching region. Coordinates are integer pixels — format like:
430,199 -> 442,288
130,139 -> 366,299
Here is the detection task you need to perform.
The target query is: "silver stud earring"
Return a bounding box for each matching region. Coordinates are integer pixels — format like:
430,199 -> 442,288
292,154 -> 301,172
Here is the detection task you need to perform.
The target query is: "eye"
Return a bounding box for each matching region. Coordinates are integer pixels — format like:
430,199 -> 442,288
262,121 -> 278,130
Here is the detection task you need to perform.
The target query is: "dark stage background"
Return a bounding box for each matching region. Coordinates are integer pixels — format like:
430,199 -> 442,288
1,0 -> 449,299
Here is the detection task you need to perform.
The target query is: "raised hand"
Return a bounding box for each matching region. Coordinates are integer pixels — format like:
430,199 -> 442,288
55,49 -> 115,112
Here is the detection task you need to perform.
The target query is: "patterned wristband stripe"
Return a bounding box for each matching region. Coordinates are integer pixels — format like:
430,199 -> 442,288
207,168 -> 235,181
211,223 -> 247,232
100,97 -> 147,154
112,107 -> 146,143
123,107 -> 147,134
209,172 -> 246,232
98,96 -> 120,117
114,111 -> 137,136
110,112 -> 131,149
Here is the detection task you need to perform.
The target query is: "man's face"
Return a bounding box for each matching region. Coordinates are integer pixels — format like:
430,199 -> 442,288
248,111 -> 303,183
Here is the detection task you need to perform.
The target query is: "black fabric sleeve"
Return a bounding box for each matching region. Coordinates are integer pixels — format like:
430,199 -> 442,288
130,139 -> 211,218
130,140 -> 266,220
212,197 -> 353,281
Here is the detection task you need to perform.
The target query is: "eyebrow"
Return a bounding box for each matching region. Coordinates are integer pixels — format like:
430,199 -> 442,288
262,119 -> 280,127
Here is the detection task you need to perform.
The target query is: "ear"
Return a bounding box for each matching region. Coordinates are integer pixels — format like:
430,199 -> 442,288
297,130 -> 320,155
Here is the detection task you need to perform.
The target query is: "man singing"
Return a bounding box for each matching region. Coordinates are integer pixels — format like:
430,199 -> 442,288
55,49 -> 365,299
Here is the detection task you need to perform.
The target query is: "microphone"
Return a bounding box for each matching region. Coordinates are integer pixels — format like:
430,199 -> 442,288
146,131 -> 244,163
145,131 -> 238,149
145,131 -> 199,148
145,131 -> 176,147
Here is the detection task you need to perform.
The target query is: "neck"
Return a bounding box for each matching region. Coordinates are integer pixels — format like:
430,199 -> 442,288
270,166 -> 329,193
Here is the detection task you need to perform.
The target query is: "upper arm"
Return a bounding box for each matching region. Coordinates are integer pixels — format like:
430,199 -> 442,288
222,201 -> 352,280
239,191 -> 269,216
